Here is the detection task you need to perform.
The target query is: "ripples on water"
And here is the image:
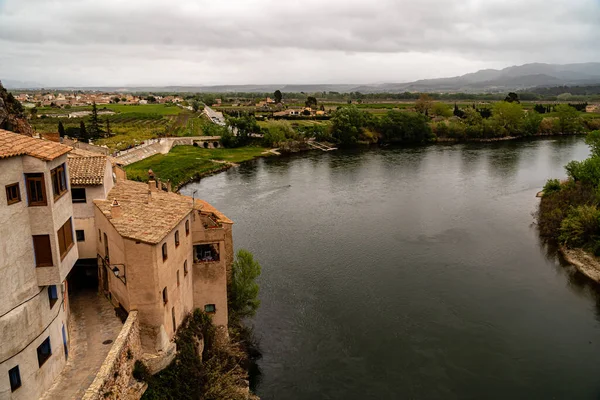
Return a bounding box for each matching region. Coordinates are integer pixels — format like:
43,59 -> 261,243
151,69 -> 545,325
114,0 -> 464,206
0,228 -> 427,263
182,137 -> 600,399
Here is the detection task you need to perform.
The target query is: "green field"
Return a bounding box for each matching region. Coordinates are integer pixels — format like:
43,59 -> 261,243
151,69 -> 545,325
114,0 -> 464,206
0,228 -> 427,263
124,146 -> 267,187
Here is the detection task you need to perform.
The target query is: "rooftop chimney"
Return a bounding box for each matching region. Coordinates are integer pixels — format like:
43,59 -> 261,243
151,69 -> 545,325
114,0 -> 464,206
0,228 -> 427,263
148,169 -> 158,192
111,199 -> 121,218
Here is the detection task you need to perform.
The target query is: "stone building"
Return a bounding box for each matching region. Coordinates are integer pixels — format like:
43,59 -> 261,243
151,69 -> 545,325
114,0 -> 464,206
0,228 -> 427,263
93,177 -> 233,355
0,129 -> 78,399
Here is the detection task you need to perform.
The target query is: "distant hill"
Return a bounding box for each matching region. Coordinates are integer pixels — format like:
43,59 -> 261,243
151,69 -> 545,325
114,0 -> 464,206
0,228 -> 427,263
4,62 -> 600,94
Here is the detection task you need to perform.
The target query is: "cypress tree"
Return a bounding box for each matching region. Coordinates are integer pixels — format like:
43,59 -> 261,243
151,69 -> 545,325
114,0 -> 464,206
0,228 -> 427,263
88,102 -> 101,138
80,121 -> 89,142
106,118 -> 111,136
58,121 -> 65,138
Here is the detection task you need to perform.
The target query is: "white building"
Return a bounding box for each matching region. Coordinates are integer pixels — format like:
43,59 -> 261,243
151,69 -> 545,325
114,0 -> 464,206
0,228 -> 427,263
0,129 -> 78,400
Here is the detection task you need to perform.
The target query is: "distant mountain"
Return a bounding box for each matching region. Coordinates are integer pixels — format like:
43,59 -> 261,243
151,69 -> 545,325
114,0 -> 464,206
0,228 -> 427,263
4,62 -> 600,94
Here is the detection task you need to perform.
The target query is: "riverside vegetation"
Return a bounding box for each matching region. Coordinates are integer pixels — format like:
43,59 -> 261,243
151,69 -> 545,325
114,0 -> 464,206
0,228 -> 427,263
139,250 -> 262,400
538,130 -> 600,254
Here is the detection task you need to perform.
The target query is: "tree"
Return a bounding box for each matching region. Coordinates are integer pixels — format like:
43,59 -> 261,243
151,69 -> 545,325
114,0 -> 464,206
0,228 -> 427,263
112,96 -> 120,103
274,90 -> 282,103
228,249 -> 262,324
105,118 -> 111,135
415,94 -> 433,114
79,121 -> 89,141
305,96 -> 317,108
504,92 -> 520,103
227,114 -> 260,145
431,102 -> 453,118
491,101 -> 524,136
585,130 -> 600,158
378,110 -> 432,143
191,100 -> 200,112
330,105 -> 370,145
555,104 -> 582,134
58,121 -> 65,138
523,111 -> 543,136
147,95 -> 157,103
29,107 -> 38,119
88,102 -> 101,138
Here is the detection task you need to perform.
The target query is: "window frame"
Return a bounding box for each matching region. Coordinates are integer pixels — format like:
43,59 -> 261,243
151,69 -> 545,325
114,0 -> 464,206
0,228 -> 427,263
33,235 -> 53,267
71,187 -> 87,203
57,218 -> 74,260
162,287 -> 168,305
175,230 -> 180,247
5,182 -> 21,205
177,270 -> 180,286
76,229 -> 85,242
25,173 -> 47,206
51,164 -> 68,201
204,304 -> 216,313
48,285 -> 58,308
185,220 -> 190,236
37,337 -> 52,367
184,260 -> 188,277
8,365 -> 21,392
162,243 -> 168,261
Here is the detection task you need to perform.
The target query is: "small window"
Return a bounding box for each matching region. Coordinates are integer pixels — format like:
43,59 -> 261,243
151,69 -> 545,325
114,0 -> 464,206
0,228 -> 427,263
184,260 -> 188,276
6,183 -> 21,205
8,366 -> 21,392
185,220 -> 190,236
76,230 -> 85,242
51,164 -> 68,200
48,285 -> 58,308
26,173 -> 47,206
71,188 -> 87,203
33,235 -> 53,267
177,270 -> 180,286
162,287 -> 168,304
175,230 -> 180,247
204,304 -> 216,313
162,243 -> 168,261
99,229 -> 102,242
171,307 -> 176,333
37,337 -> 52,367
57,218 -> 74,260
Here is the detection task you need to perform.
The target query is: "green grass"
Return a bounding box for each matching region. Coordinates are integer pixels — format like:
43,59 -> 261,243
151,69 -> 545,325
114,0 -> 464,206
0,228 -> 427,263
98,103 -> 186,115
124,145 -> 267,187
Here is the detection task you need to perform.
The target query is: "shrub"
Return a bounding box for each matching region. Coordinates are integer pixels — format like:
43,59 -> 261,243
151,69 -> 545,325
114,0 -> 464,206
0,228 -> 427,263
542,179 -> 562,195
559,205 -> 600,247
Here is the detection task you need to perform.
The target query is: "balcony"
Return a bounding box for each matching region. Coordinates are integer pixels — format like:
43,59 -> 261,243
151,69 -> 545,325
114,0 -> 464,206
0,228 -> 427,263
193,244 -> 220,263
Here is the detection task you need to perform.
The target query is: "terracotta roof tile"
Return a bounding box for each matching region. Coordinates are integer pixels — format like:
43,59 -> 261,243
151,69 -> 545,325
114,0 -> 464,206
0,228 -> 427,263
192,199 -> 233,224
67,155 -> 107,186
94,180 -> 194,244
0,129 -> 71,161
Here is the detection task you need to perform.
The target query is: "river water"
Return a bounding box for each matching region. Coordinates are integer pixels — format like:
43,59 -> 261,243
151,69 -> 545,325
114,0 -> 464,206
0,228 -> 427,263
181,137 -> 600,399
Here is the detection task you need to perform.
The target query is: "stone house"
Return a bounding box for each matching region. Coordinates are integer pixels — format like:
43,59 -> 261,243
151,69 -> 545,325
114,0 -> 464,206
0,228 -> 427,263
0,129 -> 78,400
93,178 -> 233,354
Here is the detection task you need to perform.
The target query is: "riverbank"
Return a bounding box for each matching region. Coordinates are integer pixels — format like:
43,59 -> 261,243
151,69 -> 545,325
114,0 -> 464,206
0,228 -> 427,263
560,246 -> 600,282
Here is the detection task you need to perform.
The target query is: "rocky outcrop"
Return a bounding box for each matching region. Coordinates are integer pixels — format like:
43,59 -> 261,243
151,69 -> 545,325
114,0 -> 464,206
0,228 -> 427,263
0,81 -> 34,136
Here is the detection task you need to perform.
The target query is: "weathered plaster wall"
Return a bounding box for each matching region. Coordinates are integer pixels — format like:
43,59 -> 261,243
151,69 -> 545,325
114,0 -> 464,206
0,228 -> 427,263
74,217 -> 97,259
81,311 -> 144,400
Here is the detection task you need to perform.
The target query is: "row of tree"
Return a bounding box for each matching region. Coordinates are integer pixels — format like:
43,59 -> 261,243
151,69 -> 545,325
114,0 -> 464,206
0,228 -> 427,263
58,102 -> 111,141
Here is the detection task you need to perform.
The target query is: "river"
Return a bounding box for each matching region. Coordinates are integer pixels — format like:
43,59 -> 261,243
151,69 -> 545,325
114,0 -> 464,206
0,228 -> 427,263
181,137 -> 600,399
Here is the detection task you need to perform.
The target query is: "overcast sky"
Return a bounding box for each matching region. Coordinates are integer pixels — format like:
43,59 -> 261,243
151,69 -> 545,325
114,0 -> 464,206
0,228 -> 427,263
0,0 -> 599,87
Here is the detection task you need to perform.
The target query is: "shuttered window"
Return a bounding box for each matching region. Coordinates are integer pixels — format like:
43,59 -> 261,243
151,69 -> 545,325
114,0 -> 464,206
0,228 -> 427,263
26,173 -> 47,206
57,218 -> 74,260
33,235 -> 53,267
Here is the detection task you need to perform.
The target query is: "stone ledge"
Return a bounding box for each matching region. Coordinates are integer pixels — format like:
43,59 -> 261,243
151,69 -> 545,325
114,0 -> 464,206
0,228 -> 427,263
560,246 -> 600,283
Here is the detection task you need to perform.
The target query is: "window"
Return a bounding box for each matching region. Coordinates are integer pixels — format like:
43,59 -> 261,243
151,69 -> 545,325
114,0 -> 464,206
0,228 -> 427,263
99,229 -> 102,242
162,243 -> 168,261
33,235 -> 53,267
26,173 -> 47,206
162,287 -> 168,304
48,285 -> 58,308
185,220 -> 190,236
71,187 -> 87,203
51,164 -> 68,200
171,307 -> 176,333
37,337 -> 52,367
8,366 -> 21,392
177,270 -> 180,286
57,218 -> 74,260
184,260 -> 188,276
5,183 -> 21,205
175,230 -> 180,247
204,304 -> 216,313
76,230 -> 85,242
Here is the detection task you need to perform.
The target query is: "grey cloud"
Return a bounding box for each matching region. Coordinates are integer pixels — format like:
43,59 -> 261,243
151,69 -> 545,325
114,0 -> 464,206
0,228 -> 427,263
0,0 -> 599,85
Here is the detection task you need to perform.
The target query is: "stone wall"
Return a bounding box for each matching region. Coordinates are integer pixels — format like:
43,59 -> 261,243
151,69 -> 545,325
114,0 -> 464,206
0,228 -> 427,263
62,137 -> 110,155
82,311 -> 146,400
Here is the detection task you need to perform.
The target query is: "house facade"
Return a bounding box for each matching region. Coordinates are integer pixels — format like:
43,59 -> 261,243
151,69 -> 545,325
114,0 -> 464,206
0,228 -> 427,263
0,130 -> 77,400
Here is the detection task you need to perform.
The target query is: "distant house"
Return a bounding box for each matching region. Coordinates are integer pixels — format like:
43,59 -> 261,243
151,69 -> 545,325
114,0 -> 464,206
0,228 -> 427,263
586,104 -> 599,113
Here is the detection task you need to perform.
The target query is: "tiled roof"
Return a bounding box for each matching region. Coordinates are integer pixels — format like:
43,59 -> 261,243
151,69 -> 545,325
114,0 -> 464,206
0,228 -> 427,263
0,129 -> 71,161
67,156 -> 107,185
193,198 -> 233,224
94,180 -> 193,244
